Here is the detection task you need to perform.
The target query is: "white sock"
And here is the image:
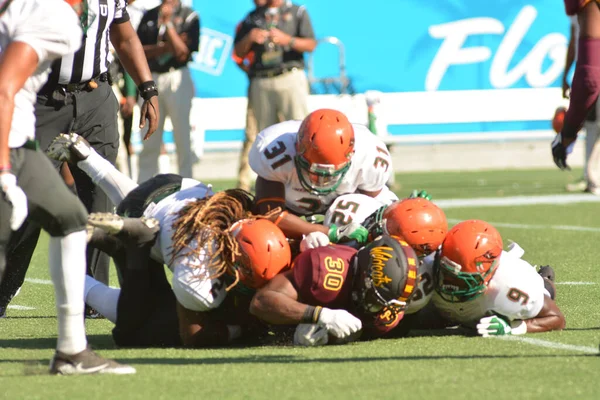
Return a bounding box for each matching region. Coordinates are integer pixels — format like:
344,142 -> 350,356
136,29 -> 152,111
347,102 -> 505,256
84,275 -> 120,324
48,231 -> 88,355
77,149 -> 139,206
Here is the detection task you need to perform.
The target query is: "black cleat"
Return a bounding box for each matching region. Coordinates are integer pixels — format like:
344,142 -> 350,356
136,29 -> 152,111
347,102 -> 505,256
538,265 -> 555,282
87,213 -> 159,247
84,304 -> 104,320
49,346 -> 136,375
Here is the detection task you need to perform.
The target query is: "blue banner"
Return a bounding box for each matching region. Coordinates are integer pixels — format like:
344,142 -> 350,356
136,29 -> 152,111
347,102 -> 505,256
188,0 -> 570,98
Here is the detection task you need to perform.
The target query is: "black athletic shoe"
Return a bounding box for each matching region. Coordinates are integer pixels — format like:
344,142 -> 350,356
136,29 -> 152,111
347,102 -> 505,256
85,304 -> 104,320
538,265 -> 555,282
87,213 -> 159,247
49,346 -> 136,375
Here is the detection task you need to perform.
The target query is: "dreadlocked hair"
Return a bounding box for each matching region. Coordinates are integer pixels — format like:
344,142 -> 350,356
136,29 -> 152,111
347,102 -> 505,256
169,189 -> 278,290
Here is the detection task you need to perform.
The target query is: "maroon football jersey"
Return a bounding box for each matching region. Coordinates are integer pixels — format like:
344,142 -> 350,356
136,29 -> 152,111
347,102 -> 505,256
292,245 -> 357,309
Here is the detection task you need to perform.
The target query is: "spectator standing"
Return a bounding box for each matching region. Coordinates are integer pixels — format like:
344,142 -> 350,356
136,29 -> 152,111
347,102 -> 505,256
136,0 -> 200,183
234,0 -> 316,133
235,0 -> 267,192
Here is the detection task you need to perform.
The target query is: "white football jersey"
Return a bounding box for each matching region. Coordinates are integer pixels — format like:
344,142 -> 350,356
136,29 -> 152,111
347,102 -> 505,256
432,249 -> 546,327
0,0 -> 81,148
323,193 -> 386,226
142,180 -> 227,312
249,120 -> 394,215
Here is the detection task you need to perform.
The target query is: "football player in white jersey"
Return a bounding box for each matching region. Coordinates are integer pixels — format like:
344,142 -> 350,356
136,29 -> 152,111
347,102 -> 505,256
249,108 -> 398,245
0,0 -> 136,374
432,220 -> 565,336
46,132 -> 292,347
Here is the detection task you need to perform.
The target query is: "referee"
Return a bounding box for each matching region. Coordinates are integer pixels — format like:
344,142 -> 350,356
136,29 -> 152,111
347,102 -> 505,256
0,0 -> 159,318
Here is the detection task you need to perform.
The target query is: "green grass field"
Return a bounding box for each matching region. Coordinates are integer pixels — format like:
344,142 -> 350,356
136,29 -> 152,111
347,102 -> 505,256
2,168 -> 600,399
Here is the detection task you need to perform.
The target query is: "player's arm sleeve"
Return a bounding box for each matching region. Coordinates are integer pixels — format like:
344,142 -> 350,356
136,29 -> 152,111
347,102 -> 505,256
170,243 -> 227,312
13,0 -> 82,63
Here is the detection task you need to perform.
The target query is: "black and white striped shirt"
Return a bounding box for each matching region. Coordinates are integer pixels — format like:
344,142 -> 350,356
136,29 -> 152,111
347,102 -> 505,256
53,0 -> 130,85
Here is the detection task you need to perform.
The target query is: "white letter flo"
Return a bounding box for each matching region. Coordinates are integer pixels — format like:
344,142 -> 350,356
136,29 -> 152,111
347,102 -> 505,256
425,6 -> 567,91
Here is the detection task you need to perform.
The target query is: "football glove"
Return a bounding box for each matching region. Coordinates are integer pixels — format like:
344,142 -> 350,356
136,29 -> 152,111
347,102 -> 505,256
328,222 -> 369,244
1,173 -> 28,231
409,189 -> 432,200
317,307 -> 362,338
476,316 -> 527,337
551,133 -> 575,171
300,231 -> 330,252
293,323 -> 329,347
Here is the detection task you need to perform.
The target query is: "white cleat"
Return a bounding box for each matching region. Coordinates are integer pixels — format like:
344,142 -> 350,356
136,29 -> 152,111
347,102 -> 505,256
46,132 -> 91,163
49,347 -> 136,375
88,213 -> 160,245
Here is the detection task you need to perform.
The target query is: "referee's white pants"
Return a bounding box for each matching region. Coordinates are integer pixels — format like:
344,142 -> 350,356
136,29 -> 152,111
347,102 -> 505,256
137,67 -> 195,183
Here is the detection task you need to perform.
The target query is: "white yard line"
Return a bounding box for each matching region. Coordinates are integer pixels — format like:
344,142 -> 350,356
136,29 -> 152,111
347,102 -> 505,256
495,335 -> 598,354
447,218 -> 600,234
24,278 -> 52,285
436,193 -> 600,209
7,305 -> 35,311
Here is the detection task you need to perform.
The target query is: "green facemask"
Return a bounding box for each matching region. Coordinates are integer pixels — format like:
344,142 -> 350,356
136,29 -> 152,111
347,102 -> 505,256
294,155 -> 350,195
435,257 -> 497,303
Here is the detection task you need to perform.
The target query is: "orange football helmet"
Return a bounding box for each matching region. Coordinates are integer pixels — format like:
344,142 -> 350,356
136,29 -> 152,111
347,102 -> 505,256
230,219 -> 292,289
295,109 -> 355,194
553,106 -> 567,134
435,219 -> 503,302
382,198 -> 448,257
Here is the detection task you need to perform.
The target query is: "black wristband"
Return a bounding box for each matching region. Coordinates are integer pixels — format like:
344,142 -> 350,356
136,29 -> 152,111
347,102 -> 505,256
301,305 -> 322,323
138,80 -> 158,101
